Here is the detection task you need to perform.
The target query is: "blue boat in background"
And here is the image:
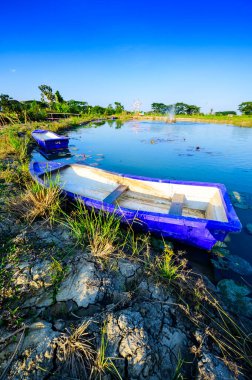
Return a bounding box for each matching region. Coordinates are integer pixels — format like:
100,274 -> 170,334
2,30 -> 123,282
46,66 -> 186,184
32,129 -> 69,151
29,161 -> 242,250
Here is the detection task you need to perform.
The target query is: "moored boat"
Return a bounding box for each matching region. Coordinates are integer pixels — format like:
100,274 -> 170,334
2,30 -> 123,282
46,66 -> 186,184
31,129 -> 69,151
29,161 -> 242,250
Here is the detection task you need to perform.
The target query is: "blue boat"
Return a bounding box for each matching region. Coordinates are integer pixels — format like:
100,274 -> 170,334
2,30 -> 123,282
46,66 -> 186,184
31,129 -> 69,151
29,161 -> 242,250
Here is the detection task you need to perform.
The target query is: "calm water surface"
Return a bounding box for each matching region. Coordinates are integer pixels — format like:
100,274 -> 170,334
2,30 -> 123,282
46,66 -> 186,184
32,120 -> 252,281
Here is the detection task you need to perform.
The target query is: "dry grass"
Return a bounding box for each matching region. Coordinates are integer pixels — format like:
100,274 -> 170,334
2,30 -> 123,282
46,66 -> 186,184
9,178 -> 62,224
176,274 -> 252,378
56,321 -> 95,379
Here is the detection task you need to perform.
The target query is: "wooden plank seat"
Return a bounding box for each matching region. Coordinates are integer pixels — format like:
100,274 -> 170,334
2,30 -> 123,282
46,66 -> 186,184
103,185 -> 128,204
168,194 -> 185,216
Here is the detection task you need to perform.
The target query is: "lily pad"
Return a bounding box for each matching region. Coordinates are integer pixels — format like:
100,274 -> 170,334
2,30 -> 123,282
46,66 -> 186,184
217,279 -> 252,318
225,255 -> 252,276
246,223 -> 252,235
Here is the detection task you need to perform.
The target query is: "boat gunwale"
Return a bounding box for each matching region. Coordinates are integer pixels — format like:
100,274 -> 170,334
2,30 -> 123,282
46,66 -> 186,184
29,161 -> 242,232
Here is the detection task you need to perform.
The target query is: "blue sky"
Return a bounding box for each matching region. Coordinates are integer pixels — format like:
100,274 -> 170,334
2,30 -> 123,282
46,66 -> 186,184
1,0 -> 252,112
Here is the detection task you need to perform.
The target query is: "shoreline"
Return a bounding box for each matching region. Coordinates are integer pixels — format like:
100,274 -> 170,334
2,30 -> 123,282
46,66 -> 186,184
126,114 -> 252,127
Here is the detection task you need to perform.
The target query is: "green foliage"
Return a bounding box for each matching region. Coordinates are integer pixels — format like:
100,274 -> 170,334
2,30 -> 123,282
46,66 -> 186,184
151,102 -> 170,114
123,225 -> 150,257
0,244 -> 20,307
0,94 -> 22,113
238,101 -> 252,115
38,84 -> 55,103
172,353 -> 184,380
50,257 -> 67,302
55,90 -> 64,103
91,324 -> 122,379
215,111 -> 237,116
156,243 -> 187,283
174,102 -> 200,115
7,130 -> 30,162
64,200 -> 122,260
151,102 -> 200,115
114,101 -> 124,114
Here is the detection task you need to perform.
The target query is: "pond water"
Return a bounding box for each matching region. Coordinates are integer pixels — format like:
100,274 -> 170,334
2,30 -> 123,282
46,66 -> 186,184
32,120 -> 252,284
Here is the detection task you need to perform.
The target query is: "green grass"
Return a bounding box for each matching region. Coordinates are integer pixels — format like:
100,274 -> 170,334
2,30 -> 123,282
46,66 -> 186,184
63,200 -> 122,260
153,243 -> 188,284
91,324 -> 122,380
49,257 -> 68,302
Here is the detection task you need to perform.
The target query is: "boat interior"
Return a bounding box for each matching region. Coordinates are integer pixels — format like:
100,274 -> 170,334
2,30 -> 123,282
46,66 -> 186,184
42,164 -> 228,222
33,131 -> 59,140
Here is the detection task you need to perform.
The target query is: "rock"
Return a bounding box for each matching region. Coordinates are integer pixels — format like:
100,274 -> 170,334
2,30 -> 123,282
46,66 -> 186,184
4,321 -> 59,380
118,310 -> 143,331
118,259 -> 141,279
217,279 -> 252,318
197,353 -> 236,379
56,260 -> 101,307
119,330 -> 151,378
246,223 -> 252,235
22,288 -> 54,308
31,260 -> 52,287
54,319 -> 66,331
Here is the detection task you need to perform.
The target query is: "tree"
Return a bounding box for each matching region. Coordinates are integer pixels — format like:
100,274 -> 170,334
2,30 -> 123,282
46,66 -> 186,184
174,102 -> 200,115
55,90 -> 64,103
186,105 -> 200,115
174,102 -> 188,114
151,103 -> 169,114
38,85 -> 55,103
91,105 -> 106,114
0,94 -> 22,113
105,104 -> 114,115
66,100 -> 88,113
238,102 -> 252,115
0,94 -> 13,112
114,102 -> 124,114
215,111 -> 236,116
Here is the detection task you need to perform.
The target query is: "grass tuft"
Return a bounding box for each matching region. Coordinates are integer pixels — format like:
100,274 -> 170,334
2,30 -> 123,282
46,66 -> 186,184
9,176 -> 63,224
64,200 -> 122,260
56,321 -> 95,379
151,243 -> 188,284
91,324 -> 122,379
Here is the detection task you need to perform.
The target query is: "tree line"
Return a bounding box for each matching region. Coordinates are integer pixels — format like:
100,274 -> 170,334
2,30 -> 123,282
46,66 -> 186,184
0,85 -> 125,122
151,102 -> 252,115
1,84 -> 252,123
